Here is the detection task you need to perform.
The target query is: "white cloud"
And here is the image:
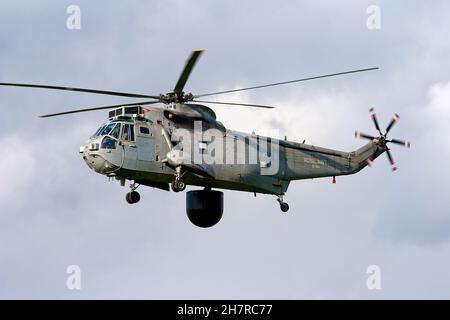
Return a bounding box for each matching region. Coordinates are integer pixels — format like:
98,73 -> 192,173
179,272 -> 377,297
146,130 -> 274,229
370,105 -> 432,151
426,82 -> 450,120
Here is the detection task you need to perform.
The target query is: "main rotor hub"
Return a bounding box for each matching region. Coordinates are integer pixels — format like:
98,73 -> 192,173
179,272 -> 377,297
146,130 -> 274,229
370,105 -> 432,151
377,135 -> 388,148
160,92 -> 195,104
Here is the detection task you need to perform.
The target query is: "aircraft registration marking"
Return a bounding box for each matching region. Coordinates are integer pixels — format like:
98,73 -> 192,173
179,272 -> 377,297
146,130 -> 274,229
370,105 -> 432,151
304,157 -> 326,168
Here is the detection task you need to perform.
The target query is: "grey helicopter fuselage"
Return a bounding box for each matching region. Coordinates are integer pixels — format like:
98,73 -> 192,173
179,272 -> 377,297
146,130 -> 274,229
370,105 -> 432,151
81,103 -> 384,196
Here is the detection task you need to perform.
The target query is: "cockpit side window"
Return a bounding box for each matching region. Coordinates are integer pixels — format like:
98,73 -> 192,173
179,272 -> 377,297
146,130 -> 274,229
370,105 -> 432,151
101,136 -> 117,149
110,123 -> 121,139
122,124 -> 135,142
122,124 -> 129,141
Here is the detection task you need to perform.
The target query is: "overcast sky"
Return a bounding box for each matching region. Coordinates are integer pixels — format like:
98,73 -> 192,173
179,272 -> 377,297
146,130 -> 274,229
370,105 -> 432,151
0,0 -> 449,299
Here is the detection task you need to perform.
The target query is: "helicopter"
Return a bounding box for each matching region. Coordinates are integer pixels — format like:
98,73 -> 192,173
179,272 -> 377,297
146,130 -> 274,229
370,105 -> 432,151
0,49 -> 410,228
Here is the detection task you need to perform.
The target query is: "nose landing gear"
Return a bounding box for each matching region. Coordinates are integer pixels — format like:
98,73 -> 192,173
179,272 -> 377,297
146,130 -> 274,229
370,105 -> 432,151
171,166 -> 186,192
277,195 -> 289,213
171,179 -> 186,192
126,181 -> 141,204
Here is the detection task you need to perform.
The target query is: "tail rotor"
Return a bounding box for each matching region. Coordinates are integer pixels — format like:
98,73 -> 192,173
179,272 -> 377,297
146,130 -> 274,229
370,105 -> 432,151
355,108 -> 410,171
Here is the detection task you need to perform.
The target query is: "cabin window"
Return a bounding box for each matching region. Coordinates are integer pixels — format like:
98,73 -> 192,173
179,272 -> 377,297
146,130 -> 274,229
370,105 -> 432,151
130,124 -> 135,141
140,126 -> 150,135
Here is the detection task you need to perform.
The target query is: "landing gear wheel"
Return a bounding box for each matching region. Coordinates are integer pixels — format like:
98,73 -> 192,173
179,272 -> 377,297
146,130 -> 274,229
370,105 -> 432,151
171,179 -> 186,192
126,191 -> 140,204
277,195 -> 289,213
280,202 -> 289,212
175,179 -> 186,192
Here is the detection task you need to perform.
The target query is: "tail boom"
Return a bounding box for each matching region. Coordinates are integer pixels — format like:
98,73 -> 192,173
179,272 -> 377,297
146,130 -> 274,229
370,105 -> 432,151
281,140 -> 383,181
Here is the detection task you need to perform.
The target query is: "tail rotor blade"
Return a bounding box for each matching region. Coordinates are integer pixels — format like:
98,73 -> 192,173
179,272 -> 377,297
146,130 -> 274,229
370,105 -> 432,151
390,139 -> 411,148
355,131 -> 376,140
385,148 -> 397,171
385,113 -> 400,135
369,108 -> 383,135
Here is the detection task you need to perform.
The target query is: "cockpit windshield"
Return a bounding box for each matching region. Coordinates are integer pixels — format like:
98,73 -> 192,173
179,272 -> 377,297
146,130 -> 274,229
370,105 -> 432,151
110,124 -> 121,139
91,122 -> 120,139
100,123 -> 116,136
91,125 -> 105,138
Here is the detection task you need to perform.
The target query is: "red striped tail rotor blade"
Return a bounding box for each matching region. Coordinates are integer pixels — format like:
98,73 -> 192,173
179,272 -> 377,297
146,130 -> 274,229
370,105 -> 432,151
390,139 -> 411,148
365,149 -> 379,167
385,113 -> 400,135
369,108 -> 382,135
385,149 -> 397,171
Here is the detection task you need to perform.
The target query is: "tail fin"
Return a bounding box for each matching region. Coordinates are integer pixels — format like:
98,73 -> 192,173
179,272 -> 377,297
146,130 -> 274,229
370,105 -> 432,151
350,141 -> 384,173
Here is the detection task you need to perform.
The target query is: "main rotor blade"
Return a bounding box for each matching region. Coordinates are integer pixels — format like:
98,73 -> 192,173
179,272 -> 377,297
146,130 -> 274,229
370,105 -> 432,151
385,113 -> 400,135
195,67 -> 379,98
390,139 -> 411,148
174,49 -> 204,94
0,82 -> 159,99
40,100 -> 160,118
369,107 -> 383,135
193,100 -> 275,109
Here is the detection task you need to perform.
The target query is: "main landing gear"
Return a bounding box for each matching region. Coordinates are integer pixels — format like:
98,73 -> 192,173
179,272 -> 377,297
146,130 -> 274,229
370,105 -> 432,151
126,181 -> 141,204
277,195 -> 289,213
171,166 -> 186,192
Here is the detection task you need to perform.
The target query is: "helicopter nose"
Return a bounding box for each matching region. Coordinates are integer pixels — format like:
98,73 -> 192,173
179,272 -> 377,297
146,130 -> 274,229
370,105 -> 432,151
80,140 -> 121,174
80,141 -> 104,171
83,151 -> 106,173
